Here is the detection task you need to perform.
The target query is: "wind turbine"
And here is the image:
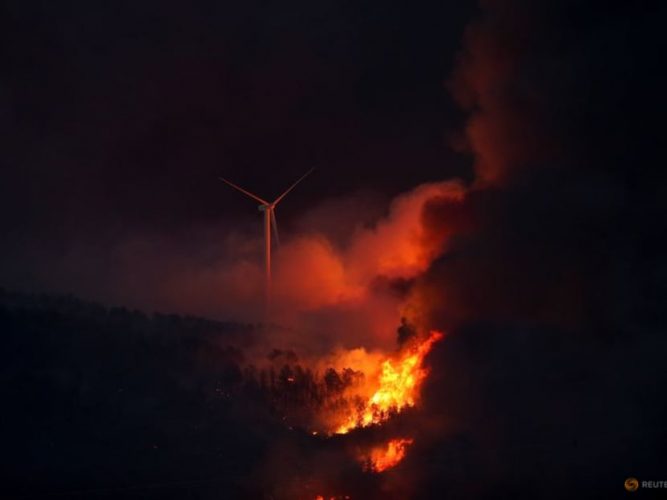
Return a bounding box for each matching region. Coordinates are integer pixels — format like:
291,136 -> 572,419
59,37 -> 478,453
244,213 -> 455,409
219,168 -> 314,310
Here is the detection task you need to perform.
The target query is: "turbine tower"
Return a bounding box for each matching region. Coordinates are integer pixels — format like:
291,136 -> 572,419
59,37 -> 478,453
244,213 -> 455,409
219,168 -> 314,311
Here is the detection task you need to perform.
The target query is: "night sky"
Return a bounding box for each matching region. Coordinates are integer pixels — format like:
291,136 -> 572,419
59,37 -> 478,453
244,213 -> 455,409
1,0 -> 666,499
2,1 -> 663,309
1,0 -> 471,276
0,0 -> 485,312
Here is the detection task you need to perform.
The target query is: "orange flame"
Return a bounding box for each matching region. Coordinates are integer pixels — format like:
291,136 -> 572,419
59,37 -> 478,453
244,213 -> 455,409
333,330 -> 443,434
361,438 -> 414,473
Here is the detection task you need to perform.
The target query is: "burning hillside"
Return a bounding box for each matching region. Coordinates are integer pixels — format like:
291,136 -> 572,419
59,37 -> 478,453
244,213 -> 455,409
329,330 -> 443,435
243,328 -> 444,475
210,180 -> 463,482
359,438 -> 414,473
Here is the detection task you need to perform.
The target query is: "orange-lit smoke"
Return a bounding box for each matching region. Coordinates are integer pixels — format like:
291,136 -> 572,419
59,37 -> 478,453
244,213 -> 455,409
117,180 -> 465,350
268,181 -> 464,347
448,6 -> 556,187
275,181 -> 465,301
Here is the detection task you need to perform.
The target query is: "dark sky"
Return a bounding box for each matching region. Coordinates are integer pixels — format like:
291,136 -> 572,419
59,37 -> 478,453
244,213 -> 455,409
0,0 -> 473,235
0,0 -> 665,310
0,0 -> 485,304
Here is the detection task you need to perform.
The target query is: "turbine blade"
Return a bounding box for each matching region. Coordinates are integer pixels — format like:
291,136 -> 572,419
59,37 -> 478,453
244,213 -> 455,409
218,177 -> 269,205
270,209 -> 280,246
272,167 -> 315,205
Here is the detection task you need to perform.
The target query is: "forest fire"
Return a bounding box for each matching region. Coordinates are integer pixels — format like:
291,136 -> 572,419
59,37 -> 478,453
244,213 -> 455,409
332,330 -> 444,435
248,327 -> 443,480
360,438 -> 414,473
251,328 -> 444,441
228,180 -> 455,488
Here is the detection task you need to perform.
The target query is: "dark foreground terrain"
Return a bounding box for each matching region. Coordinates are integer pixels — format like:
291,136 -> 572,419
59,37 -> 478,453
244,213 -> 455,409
2,289 -> 666,499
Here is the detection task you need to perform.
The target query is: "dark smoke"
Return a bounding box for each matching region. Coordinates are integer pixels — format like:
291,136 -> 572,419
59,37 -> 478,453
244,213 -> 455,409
400,0 -> 667,498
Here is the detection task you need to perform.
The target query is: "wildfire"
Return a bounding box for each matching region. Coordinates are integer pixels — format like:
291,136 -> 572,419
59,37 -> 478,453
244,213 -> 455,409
360,438 -> 414,473
333,330 -> 443,434
250,329 -> 443,476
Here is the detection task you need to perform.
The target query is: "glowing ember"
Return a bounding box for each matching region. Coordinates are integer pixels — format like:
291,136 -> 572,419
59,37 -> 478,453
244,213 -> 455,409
333,330 -> 443,434
360,438 -> 414,473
